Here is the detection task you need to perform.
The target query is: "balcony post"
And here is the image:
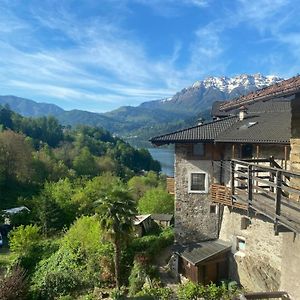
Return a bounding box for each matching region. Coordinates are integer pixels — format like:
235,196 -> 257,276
231,160 -> 235,206
274,170 -> 282,234
248,165 -> 253,209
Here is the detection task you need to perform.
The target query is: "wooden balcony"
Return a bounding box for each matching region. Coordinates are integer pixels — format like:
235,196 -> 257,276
213,159 -> 300,234
211,183 -> 247,210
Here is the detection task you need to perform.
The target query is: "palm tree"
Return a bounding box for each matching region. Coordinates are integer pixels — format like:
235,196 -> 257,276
95,184 -> 136,288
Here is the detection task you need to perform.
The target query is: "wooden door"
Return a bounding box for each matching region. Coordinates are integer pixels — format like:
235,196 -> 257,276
205,263 -> 218,284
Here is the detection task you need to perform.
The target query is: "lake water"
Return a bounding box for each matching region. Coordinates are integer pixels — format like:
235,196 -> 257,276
148,147 -> 174,177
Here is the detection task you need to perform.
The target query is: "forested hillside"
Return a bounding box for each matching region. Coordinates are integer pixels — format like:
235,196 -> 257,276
0,104 -> 160,210
0,103 -> 180,299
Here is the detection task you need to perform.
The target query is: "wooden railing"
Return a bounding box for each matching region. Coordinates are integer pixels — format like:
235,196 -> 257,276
231,159 -> 300,234
211,183 -> 248,210
166,177 -> 175,195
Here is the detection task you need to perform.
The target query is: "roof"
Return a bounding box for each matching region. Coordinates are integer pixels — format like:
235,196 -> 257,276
134,214 -> 151,225
151,214 -> 174,222
150,99 -> 291,145
213,95 -> 293,118
2,206 -> 30,215
216,111 -> 291,144
150,116 -> 237,145
219,76 -> 300,112
174,240 -> 231,265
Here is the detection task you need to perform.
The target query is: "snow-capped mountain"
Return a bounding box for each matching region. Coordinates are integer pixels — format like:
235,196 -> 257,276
141,74 -> 283,113
0,74 -> 284,147
193,74 -> 281,93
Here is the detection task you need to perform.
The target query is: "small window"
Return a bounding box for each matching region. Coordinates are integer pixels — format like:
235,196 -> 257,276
189,172 -> 208,193
210,204 -> 218,214
193,143 -> 204,156
241,216 -> 250,230
236,237 -> 246,252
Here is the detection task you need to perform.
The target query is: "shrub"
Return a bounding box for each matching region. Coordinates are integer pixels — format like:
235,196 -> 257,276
177,281 -> 200,300
0,265 -> 28,300
9,224 -> 41,256
30,216 -> 114,299
128,261 -> 148,296
136,286 -> 173,300
138,188 -> 174,214
177,281 -> 240,300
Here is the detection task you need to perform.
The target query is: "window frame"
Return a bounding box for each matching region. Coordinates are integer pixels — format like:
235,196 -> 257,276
188,172 -> 209,194
236,236 -> 246,253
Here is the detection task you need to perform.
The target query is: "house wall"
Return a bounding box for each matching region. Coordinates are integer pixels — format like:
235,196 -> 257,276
174,143 -> 219,244
219,207 -> 282,291
279,136 -> 300,297
174,140 -> 299,297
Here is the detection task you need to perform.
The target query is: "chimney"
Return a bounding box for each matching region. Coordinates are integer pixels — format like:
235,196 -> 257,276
239,106 -> 247,121
197,117 -> 205,125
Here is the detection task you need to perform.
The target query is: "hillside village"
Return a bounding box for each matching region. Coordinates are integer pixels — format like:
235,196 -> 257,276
0,75 -> 299,300
151,75 -> 300,299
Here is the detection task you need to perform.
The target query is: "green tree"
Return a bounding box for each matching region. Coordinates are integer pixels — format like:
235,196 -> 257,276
138,187 -> 174,214
73,147 -> 99,176
0,130 -> 34,184
9,224 -> 41,257
33,192 -> 65,235
95,184 -> 137,288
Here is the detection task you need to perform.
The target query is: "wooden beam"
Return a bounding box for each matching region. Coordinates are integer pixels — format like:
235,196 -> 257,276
284,145 -> 288,170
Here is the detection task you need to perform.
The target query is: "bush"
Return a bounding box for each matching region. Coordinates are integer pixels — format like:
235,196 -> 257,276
177,281 -> 240,300
30,216 -> 114,299
8,224 -> 44,272
136,286 -> 173,300
177,281 -> 200,300
0,265 -> 28,300
138,188 -> 174,214
130,228 -> 174,258
9,224 -> 41,256
128,261 -> 149,296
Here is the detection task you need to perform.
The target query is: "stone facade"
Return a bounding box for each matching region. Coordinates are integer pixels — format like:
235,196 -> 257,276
174,144 -> 219,244
173,132 -> 300,298
279,137 -> 300,299
219,207 -> 282,291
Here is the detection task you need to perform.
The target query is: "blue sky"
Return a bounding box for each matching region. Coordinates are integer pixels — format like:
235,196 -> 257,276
1,0 -> 300,112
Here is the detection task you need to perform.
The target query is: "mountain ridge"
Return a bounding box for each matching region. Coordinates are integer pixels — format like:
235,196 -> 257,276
0,73 -> 283,146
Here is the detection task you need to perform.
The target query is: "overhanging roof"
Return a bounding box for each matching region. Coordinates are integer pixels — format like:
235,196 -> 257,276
174,240 -> 231,265
150,116 -> 237,145
150,99 -> 291,145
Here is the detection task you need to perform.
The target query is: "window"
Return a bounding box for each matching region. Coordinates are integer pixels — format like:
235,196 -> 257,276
241,216 -> 250,230
236,237 -> 246,252
189,172 -> 208,193
210,204 -> 218,214
193,143 -> 204,156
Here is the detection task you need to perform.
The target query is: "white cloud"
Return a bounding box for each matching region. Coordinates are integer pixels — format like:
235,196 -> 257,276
0,0 -> 299,111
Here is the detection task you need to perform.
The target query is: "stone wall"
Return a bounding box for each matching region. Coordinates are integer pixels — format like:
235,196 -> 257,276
279,137 -> 300,299
219,207 -> 282,292
174,144 -> 219,244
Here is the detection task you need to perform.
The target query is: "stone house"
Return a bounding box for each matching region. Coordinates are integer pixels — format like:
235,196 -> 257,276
151,76 -> 300,299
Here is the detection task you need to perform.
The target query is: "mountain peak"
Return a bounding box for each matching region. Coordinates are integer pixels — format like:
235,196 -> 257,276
189,73 -> 283,94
